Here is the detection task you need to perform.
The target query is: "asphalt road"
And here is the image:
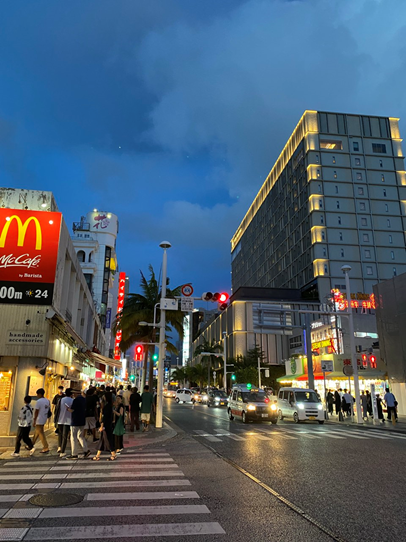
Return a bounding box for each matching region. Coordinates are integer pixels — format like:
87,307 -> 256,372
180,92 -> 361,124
165,399 -> 406,542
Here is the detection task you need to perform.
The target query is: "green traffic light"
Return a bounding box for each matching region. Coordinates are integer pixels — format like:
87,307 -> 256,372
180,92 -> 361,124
246,383 -> 252,389
152,354 -> 159,362
231,374 -> 236,381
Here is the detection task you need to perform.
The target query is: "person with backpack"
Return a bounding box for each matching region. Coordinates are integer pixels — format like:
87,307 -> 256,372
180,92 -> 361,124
384,388 -> 398,422
31,388 -> 51,455
11,395 -> 34,457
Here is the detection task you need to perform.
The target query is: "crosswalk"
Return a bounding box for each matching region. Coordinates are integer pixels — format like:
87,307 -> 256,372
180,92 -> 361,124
0,451 -> 225,541
193,426 -> 406,443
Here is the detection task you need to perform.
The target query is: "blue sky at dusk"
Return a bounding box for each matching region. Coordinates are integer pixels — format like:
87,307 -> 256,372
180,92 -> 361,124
1,0 -> 405,297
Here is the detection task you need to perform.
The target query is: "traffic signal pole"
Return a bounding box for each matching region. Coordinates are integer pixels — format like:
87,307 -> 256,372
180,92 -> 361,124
156,242 -> 170,429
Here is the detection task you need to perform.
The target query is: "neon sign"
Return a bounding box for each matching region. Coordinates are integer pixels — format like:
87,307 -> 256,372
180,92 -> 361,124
331,289 -> 376,311
114,272 -> 126,360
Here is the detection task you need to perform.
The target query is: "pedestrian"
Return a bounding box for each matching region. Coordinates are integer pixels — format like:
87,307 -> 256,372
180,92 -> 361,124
326,390 -> 334,415
113,395 -> 125,453
361,390 -> 368,420
343,390 -> 353,417
52,386 -> 65,434
129,386 -> 141,431
11,395 -> 34,457
84,387 -> 99,442
57,388 -> 73,457
384,387 -> 398,422
334,390 -> 341,415
376,394 -> 384,422
117,385 -> 124,397
140,385 -> 154,432
66,390 -> 90,459
93,391 -> 116,461
122,385 -> 132,424
366,390 -> 373,417
31,388 -> 51,455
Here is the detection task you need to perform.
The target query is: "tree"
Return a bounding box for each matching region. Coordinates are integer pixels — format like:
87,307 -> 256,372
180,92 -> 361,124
230,346 -> 265,387
187,364 -> 208,389
171,367 -> 187,388
194,339 -> 223,387
113,265 -> 184,387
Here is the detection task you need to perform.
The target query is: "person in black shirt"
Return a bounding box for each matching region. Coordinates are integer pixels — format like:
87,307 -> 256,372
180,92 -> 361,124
52,386 -> 64,433
129,387 -> 141,431
85,388 -> 99,442
93,391 -> 116,461
67,391 -> 90,459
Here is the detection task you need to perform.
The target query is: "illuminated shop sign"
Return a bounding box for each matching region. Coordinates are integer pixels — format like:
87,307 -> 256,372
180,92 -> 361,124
114,272 -> 126,360
331,289 -> 376,311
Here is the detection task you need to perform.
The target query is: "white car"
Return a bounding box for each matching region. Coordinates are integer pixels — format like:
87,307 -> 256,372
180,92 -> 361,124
175,389 -> 194,404
277,388 -> 324,423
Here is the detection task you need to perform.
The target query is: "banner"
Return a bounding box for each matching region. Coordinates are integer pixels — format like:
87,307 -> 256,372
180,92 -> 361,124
0,209 -> 62,305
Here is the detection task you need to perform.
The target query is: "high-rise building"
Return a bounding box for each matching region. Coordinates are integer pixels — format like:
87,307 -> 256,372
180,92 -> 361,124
72,211 -> 119,355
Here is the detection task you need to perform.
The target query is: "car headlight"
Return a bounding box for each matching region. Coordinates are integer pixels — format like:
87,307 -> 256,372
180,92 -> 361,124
194,395 -> 199,399
297,402 -> 305,409
317,404 -> 323,410
215,397 -> 220,402
202,394 -> 208,400
270,404 -> 277,411
247,404 -> 256,411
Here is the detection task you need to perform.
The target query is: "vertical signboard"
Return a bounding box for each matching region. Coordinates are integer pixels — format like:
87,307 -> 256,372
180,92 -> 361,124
0,209 -> 62,305
114,272 -> 126,360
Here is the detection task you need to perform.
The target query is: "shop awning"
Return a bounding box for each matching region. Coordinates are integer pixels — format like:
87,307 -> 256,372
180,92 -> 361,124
89,352 -> 123,369
276,374 -> 305,382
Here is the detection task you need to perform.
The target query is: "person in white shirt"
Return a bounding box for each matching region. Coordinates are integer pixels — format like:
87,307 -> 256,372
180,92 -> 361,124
11,395 -> 34,457
57,389 -> 74,457
31,388 -> 51,454
384,388 -> 398,421
343,390 -> 354,417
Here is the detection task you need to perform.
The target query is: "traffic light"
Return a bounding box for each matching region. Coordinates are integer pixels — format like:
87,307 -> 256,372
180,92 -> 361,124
152,353 -> 159,363
362,353 -> 368,367
231,374 -> 236,381
129,374 -> 135,382
201,291 -> 229,310
246,383 -> 252,389
369,355 -> 377,369
134,344 -> 144,361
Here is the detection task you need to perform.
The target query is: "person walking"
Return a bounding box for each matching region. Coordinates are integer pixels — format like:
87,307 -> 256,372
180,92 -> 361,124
326,390 -> 334,415
57,388 -> 73,457
84,387 -> 99,442
334,390 -> 341,415
52,386 -> 65,434
93,391 -> 116,461
113,395 -> 125,453
67,390 -> 90,459
129,386 -> 141,432
123,385 -> 132,424
376,394 -> 384,423
11,395 -> 34,457
366,390 -> 373,417
140,385 -> 154,432
361,391 -> 368,420
384,388 -> 398,422
31,388 -> 50,455
343,390 -> 354,417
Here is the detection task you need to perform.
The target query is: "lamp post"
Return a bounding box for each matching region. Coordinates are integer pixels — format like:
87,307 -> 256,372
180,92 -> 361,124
223,332 -> 227,391
156,241 -> 171,429
341,265 -> 362,424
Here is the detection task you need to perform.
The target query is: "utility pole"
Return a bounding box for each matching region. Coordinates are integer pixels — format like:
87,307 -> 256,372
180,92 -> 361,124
223,331 -> 227,391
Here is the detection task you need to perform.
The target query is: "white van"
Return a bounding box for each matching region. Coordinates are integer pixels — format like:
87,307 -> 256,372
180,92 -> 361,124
277,388 -> 324,424
175,389 -> 193,404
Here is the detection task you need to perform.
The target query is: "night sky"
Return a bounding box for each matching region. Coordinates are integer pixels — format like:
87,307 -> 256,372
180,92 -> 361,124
0,0 -> 404,298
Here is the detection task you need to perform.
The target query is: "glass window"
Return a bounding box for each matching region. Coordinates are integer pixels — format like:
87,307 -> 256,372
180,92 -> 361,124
365,249 -> 371,258
393,267 -> 397,276
334,171 -> 337,179
340,249 -> 344,257
320,139 -> 343,150
387,219 -> 391,227
335,185 -> 338,193
383,189 -> 387,197
320,215 -> 324,224
353,141 -> 359,152
336,201 -> 340,209
355,157 -> 361,166
367,266 -> 373,275
319,199 -> 323,208
356,172 -> 363,180
363,233 -> 369,241
391,251 -> 395,260
323,247 -> 327,257
332,156 -> 336,164
316,154 -> 319,163
372,143 -> 387,153
385,204 -> 389,212
321,231 -> 326,241
381,174 -> 385,182
389,235 -> 393,244
360,202 -> 366,211
339,232 -> 343,241
0,371 -> 12,410
379,159 -> 383,168
324,264 -> 328,274
318,184 -> 322,192
361,218 -> 368,226
295,391 -> 320,403
338,216 -> 342,225
358,187 -> 364,195
317,169 -> 321,178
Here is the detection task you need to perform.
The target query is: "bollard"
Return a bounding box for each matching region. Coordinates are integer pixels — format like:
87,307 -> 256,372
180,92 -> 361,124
339,411 -> 344,422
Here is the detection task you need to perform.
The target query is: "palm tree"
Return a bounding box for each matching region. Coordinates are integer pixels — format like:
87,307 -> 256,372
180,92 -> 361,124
171,367 -> 187,388
187,364 -> 207,389
194,339 -> 223,387
113,265 -> 184,387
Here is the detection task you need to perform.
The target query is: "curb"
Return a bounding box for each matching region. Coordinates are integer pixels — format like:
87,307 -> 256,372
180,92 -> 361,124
325,419 -> 406,435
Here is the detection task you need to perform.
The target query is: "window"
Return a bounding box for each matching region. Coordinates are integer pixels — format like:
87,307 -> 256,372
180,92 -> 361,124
358,187 -> 364,195
393,267 -> 397,277
334,171 -> 337,179
379,159 -> 383,168
356,172 -> 363,180
355,157 -> 361,166
385,204 -> 389,212
389,234 -> 393,244
320,139 -> 343,150
353,142 -> 359,152
360,202 -> 366,211
339,232 -> 343,241
367,266 -> 373,275
324,264 -> 328,274
340,249 -> 344,258
321,231 -> 326,241
320,215 -> 324,224
387,219 -> 391,227
317,169 -> 321,178
338,216 -> 342,225
363,233 -> 369,242
391,251 -> 395,260
318,184 -> 322,192
365,249 -> 371,258
383,189 -> 387,197
77,250 -> 86,263
332,156 -> 336,164
381,174 -> 385,182
316,154 -> 319,163
361,218 -> 368,226
336,201 -> 340,209
372,143 -> 387,153
319,199 -> 323,208
335,185 -> 339,193
323,248 -> 327,257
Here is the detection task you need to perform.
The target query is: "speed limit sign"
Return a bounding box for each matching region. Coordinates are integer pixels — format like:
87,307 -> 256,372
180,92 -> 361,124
181,284 -> 194,297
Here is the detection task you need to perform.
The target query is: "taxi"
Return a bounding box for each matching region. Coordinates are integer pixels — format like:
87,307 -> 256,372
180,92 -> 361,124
227,383 -> 278,424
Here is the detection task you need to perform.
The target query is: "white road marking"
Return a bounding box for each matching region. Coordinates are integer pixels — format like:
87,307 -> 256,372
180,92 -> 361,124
65,471 -> 184,479
4,508 -> 42,519
3,461 -> 58,467
60,479 -> 191,489
24,522 -> 226,540
0,495 -> 22,503
86,491 -> 200,501
0,509 -> 8,518
0,484 -> 33,490
39,504 -> 210,518
315,433 -> 346,439
0,527 -> 28,541
0,474 -> 43,481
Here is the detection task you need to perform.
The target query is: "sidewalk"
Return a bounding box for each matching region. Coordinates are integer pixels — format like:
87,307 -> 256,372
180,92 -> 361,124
0,422 -> 177,459
326,412 -> 406,434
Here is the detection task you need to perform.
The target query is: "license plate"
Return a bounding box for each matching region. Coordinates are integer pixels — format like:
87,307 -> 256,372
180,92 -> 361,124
308,416 -> 316,420
262,414 -> 268,418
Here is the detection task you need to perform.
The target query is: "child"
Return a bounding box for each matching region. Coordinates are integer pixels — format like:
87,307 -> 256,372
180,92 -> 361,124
12,395 -> 34,457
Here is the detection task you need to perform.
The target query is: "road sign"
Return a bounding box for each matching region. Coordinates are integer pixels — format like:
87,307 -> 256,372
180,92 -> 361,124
162,298 -> 178,310
321,360 -> 333,372
181,283 -> 194,297
343,365 -> 354,377
181,298 -> 194,312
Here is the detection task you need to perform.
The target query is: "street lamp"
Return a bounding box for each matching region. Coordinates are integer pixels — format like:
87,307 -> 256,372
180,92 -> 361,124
341,264 -> 362,424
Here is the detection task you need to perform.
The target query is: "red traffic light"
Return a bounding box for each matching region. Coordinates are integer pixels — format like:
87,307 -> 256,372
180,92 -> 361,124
219,292 -> 229,303
134,344 -> 144,361
362,353 -> 368,367
369,355 -> 377,368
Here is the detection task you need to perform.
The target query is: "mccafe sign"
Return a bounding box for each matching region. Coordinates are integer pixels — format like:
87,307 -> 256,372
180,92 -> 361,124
0,209 -> 62,305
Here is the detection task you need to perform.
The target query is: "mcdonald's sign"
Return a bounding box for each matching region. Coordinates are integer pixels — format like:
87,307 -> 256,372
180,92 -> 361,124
0,209 -> 62,305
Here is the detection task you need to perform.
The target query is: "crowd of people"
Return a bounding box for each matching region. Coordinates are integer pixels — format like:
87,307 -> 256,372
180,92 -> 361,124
12,383 -> 156,459
325,387 -> 398,422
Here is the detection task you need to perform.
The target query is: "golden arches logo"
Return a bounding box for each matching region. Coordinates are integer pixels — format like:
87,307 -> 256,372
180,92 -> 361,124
0,215 -> 42,250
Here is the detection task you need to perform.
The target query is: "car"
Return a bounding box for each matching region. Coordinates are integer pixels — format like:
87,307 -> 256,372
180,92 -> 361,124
175,389 -> 194,404
163,386 -> 177,398
227,384 -> 278,424
207,390 -> 228,407
277,388 -> 324,424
